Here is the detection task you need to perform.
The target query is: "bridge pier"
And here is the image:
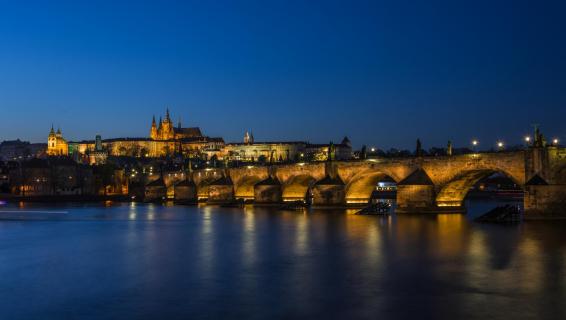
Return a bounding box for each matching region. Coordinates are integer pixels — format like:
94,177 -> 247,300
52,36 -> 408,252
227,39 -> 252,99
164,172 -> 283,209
144,177 -> 167,202
396,168 -> 437,212
207,176 -> 235,204
174,179 -> 197,203
312,175 -> 346,206
254,176 -> 282,204
524,175 -> 566,217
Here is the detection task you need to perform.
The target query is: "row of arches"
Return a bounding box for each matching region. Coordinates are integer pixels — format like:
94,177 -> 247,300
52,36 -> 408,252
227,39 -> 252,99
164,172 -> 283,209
196,168 -> 523,208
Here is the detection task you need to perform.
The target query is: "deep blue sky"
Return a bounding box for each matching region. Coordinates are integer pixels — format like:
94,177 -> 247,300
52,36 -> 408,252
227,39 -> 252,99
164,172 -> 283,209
1,0 -> 565,149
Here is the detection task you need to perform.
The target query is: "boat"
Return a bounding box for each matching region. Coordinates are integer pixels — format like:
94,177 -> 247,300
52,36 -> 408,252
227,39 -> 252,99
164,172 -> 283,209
220,199 -> 245,208
356,202 -> 391,215
474,205 -> 522,223
279,201 -> 307,211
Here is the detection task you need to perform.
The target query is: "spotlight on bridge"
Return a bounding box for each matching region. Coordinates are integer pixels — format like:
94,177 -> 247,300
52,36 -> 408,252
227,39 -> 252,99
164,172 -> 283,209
497,141 -> 504,150
524,136 -> 531,143
471,140 -> 478,146
553,138 -> 559,146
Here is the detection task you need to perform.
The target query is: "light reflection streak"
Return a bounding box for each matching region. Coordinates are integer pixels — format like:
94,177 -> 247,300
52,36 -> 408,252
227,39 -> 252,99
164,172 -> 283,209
128,201 -> 137,220
199,206 -> 214,279
147,203 -> 155,220
293,212 -> 309,256
242,209 -> 257,266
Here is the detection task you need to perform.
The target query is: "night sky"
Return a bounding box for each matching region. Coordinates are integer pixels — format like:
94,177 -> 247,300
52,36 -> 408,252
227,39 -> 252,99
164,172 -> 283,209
1,0 -> 565,149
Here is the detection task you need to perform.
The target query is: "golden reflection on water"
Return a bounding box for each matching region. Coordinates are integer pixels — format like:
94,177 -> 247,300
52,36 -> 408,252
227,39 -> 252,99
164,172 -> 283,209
128,201 -> 137,220
199,205 -> 215,278
146,203 -> 155,220
293,211 -> 310,256
435,214 -> 466,257
242,208 -> 257,266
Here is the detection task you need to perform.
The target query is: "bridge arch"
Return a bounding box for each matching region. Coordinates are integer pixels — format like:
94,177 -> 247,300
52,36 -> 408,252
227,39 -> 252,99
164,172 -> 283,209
282,174 -> 317,202
345,171 -> 398,204
436,169 -> 523,208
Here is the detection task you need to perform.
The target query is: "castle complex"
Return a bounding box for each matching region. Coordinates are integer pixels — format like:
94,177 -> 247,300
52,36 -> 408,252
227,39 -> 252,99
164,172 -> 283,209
49,109 -> 351,164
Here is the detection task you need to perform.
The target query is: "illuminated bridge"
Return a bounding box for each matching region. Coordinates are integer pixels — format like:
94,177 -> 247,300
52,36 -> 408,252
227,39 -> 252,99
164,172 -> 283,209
160,145 -> 566,216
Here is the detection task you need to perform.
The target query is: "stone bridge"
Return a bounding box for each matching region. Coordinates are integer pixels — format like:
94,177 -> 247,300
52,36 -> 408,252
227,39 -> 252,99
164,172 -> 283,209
170,146 -> 566,216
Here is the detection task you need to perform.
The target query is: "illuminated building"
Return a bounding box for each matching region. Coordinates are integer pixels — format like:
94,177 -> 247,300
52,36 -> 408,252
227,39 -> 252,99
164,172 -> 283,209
67,109 -> 224,159
47,126 -> 69,156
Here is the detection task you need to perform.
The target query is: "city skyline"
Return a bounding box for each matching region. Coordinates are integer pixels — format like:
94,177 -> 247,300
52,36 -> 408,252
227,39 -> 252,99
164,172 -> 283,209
1,1 -> 566,148
4,107 -> 562,151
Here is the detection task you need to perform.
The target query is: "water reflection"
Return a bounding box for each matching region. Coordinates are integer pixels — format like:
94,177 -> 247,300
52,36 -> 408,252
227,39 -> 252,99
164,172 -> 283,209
199,205 -> 214,280
242,208 -> 257,266
0,201 -> 565,319
128,201 -> 137,220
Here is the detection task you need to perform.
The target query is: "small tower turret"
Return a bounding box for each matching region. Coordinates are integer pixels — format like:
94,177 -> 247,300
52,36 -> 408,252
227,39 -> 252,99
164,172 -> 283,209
416,139 -> 423,157
244,131 -> 254,144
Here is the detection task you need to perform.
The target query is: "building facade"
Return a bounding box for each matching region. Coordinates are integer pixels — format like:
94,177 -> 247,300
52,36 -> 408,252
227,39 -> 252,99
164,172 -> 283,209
47,126 -> 68,156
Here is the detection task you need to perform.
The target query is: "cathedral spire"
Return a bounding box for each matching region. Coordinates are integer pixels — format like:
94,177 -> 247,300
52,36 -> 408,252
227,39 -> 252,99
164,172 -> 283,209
166,108 -> 171,122
50,124 -> 55,134
178,116 -> 181,129
152,115 -> 156,126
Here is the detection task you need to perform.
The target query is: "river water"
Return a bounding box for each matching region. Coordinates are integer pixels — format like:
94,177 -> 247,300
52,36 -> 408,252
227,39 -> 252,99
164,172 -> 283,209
0,200 -> 565,319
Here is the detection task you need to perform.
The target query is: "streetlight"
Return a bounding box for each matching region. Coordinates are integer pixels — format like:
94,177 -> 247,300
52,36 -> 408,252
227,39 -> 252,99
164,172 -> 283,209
471,140 -> 478,152
552,138 -> 559,146
370,147 -> 376,152
497,141 -> 504,150
524,136 -> 531,143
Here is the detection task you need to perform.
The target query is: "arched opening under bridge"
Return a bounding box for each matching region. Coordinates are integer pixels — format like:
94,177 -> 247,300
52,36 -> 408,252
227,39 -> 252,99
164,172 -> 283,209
345,172 -> 397,205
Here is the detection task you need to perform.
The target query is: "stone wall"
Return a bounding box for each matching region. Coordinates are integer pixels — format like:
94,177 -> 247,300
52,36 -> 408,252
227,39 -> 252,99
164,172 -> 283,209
524,185 -> 566,216
397,185 -> 435,210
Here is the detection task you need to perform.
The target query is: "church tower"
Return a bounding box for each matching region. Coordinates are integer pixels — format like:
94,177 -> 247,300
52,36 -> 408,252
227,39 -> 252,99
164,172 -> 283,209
48,125 -> 56,149
150,115 -> 158,140
47,125 -> 69,156
160,108 -> 174,140
244,131 -> 254,144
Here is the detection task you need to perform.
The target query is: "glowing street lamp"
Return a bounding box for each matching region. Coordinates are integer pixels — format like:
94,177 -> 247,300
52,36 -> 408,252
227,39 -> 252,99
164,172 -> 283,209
524,136 -> 531,143
370,147 -> 376,152
552,138 -> 559,146
497,141 -> 504,150
471,139 -> 478,152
